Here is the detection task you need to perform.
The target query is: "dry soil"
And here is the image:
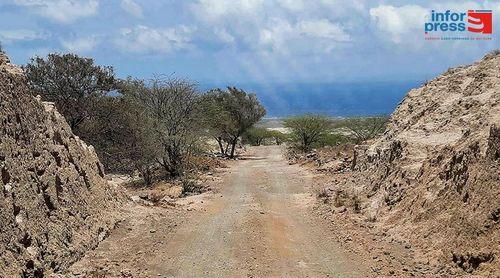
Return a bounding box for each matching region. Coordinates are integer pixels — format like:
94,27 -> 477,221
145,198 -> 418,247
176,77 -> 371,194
66,146 -> 375,277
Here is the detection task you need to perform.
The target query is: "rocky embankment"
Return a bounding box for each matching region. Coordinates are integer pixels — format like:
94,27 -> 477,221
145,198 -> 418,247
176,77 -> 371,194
320,51 -> 499,276
0,53 -> 124,276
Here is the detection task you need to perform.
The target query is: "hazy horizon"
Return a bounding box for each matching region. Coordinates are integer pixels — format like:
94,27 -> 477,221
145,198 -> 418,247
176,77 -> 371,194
199,80 -> 422,117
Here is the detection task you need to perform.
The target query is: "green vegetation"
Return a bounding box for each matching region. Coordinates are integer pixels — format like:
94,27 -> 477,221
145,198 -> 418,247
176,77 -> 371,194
267,130 -> 288,145
243,128 -> 289,146
120,76 -> 203,177
284,114 -> 388,153
25,53 -> 266,183
333,116 -> 389,144
25,53 -> 116,133
243,127 -> 269,146
201,87 -> 266,158
284,115 -> 332,152
81,95 -> 156,180
23,52 -> 388,180
316,132 -> 348,147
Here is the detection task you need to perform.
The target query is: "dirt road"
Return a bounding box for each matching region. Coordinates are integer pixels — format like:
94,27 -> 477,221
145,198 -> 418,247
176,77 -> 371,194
68,146 -> 370,277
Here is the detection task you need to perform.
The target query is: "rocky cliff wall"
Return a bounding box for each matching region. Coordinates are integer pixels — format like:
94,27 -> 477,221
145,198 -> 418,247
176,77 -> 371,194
0,53 -> 123,277
345,51 -> 499,275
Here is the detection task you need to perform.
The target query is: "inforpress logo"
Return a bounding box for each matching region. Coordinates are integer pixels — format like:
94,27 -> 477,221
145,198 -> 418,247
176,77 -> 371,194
424,9 -> 493,40
467,10 -> 493,34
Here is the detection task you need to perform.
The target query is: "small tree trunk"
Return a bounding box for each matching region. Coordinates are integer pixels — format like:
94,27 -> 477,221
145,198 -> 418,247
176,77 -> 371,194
162,160 -> 171,178
142,167 -> 152,185
217,137 -> 225,155
229,138 -> 238,158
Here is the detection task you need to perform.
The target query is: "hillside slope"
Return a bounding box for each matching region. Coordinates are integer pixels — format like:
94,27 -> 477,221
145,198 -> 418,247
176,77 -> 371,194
0,53 -> 123,276
340,51 -> 499,275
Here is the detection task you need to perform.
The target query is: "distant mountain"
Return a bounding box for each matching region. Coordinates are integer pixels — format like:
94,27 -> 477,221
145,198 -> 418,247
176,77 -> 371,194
200,81 -> 423,117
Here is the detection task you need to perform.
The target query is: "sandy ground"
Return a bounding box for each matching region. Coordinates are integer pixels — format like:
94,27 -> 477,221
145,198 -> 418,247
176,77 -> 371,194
64,146 -> 380,277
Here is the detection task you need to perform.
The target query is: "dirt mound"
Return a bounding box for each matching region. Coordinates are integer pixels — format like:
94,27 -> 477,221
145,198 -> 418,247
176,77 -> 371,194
0,53 -> 124,276
335,51 -> 499,275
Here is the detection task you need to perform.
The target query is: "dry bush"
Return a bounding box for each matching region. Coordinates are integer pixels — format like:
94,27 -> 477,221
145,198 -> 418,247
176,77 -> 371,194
333,189 -> 349,207
185,155 -> 226,172
351,195 -> 361,213
316,188 -> 330,204
180,175 -> 207,196
149,190 -> 166,203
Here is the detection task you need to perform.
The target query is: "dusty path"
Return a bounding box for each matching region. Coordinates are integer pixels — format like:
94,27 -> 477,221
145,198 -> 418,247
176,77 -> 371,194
67,146 -> 370,277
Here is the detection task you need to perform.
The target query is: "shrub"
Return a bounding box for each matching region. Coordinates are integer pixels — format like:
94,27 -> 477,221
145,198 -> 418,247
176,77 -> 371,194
121,76 -> 203,177
243,127 -> 270,146
316,132 -> 348,148
316,188 -> 330,204
81,96 -> 155,174
180,174 -> 206,195
284,114 -> 332,152
333,189 -> 349,207
351,195 -> 361,213
333,116 -> 389,144
268,130 -> 288,145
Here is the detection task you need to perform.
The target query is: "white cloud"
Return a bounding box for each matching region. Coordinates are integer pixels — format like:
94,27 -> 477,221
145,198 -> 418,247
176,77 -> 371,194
60,36 -> 99,53
369,5 -> 428,43
214,28 -> 236,44
120,0 -> 143,18
191,0 -> 265,22
0,29 -> 47,42
277,0 -> 305,11
258,18 -> 350,53
297,19 -> 351,41
115,25 -> 194,54
191,0 -> 353,54
258,19 -> 293,51
13,0 -> 99,23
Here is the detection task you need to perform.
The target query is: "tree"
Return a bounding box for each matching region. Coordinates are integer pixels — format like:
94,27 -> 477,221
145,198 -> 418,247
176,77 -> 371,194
268,130 -> 288,145
202,87 -> 266,158
121,76 -> 202,177
334,116 -> 388,143
284,114 -> 332,152
200,89 -> 233,155
81,95 -> 157,183
244,127 -> 270,146
25,53 -> 116,134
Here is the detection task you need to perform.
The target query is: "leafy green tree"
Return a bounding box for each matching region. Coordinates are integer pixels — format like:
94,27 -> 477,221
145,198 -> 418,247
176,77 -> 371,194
202,87 -> 266,158
25,53 -> 116,134
200,89 -> 233,155
268,130 -> 288,145
284,114 -> 331,152
244,127 -> 270,146
121,76 -> 203,177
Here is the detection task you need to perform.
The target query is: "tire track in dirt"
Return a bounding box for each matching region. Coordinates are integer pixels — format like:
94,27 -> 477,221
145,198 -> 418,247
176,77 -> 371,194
67,146 -> 371,277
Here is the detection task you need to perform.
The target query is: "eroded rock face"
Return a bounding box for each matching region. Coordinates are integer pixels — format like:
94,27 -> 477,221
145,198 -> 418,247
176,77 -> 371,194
344,51 -> 500,274
0,53 -> 123,276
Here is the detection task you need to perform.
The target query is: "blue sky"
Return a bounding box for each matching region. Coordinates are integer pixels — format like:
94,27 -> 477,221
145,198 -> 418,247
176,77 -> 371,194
0,0 -> 498,115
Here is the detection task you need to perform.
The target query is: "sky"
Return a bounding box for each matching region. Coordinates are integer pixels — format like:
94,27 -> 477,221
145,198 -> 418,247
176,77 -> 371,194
0,0 -> 498,116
